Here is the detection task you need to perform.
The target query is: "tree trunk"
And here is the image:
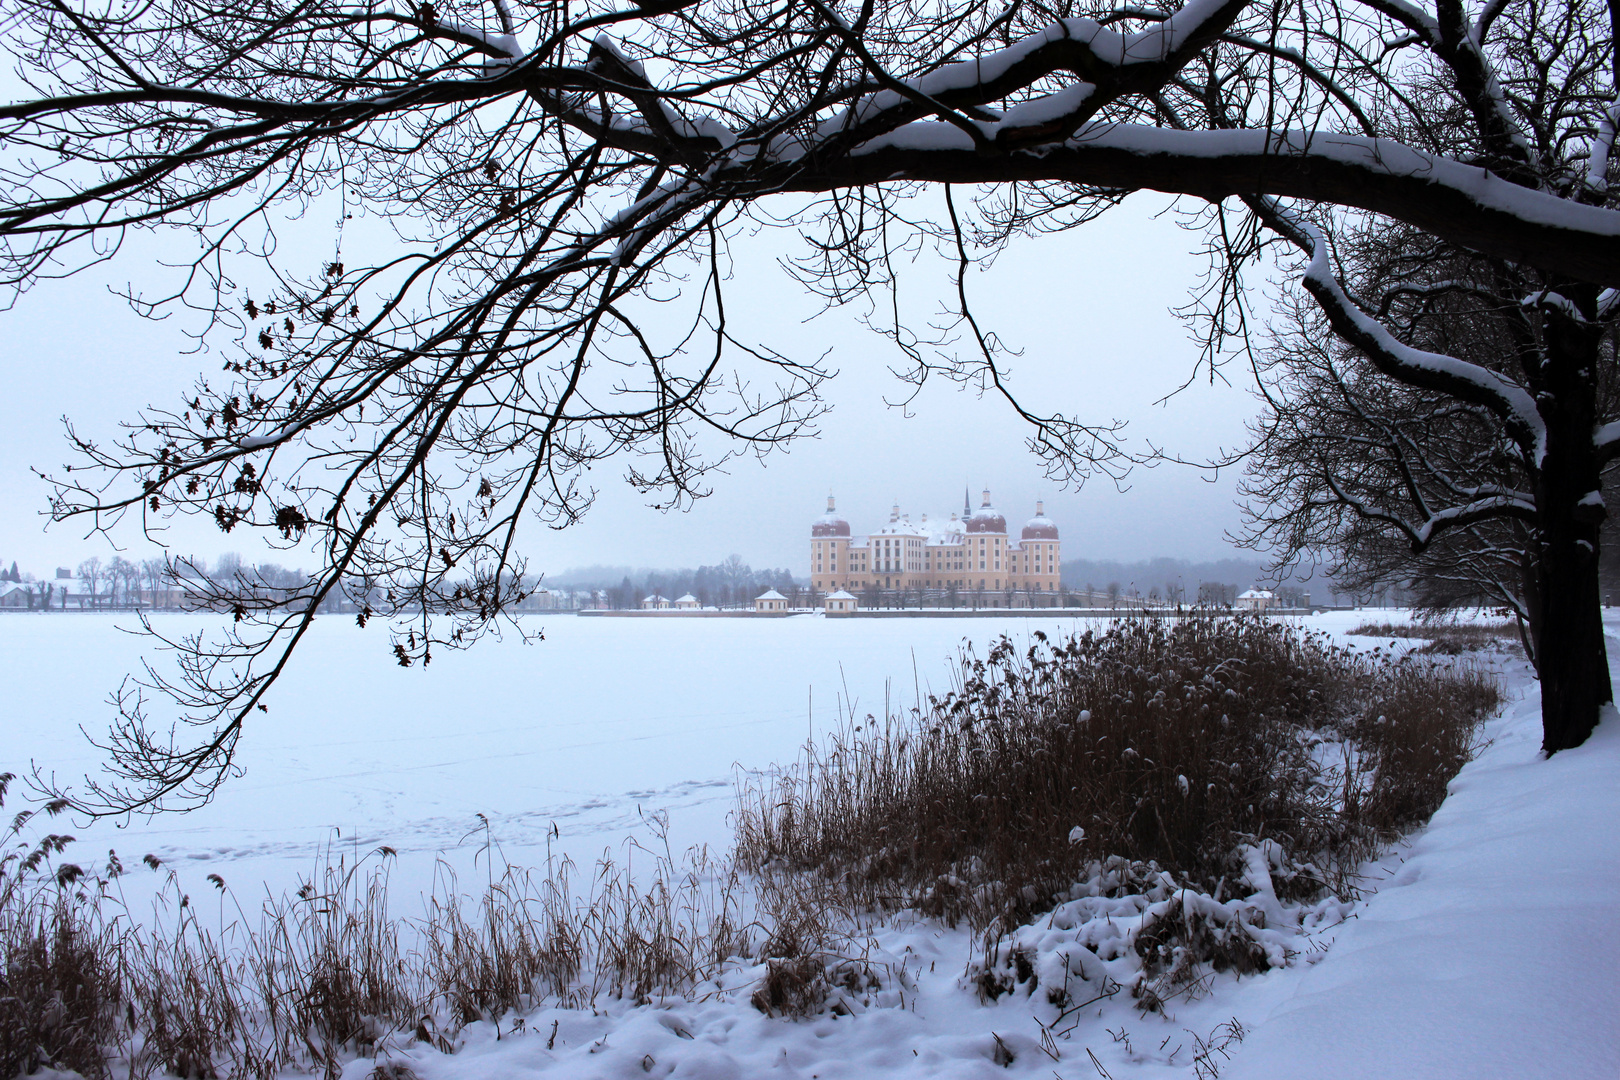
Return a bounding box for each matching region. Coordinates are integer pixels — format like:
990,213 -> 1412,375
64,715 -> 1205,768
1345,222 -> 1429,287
1534,526 -> 1611,753
1532,314 -> 1613,754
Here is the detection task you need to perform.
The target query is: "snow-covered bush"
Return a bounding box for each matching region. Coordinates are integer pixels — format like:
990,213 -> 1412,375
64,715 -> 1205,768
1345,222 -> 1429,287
734,617 -> 1499,946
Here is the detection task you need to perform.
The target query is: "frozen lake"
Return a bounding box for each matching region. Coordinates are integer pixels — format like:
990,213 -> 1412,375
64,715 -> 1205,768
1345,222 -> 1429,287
4,610 -> 1189,904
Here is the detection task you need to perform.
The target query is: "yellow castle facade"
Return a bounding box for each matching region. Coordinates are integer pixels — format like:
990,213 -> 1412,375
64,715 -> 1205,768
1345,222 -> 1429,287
810,489 -> 1061,595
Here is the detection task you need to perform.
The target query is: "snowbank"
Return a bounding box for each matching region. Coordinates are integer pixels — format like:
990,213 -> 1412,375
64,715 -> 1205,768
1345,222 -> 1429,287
1223,667 -> 1620,1078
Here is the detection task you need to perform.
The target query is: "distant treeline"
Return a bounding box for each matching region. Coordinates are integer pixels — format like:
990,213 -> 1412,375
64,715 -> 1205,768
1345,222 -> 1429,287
543,555 -> 802,609
1060,556 -> 1354,606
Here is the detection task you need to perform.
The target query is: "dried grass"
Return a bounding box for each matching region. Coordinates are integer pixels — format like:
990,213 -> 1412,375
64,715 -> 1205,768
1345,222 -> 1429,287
0,800 -> 124,1080
733,616 -> 1500,935
1347,620 -> 1522,657
1,787 -> 750,1078
1,616 -> 1506,1068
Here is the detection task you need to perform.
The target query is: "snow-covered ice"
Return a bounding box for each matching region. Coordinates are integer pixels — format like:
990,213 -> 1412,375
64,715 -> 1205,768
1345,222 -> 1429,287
3,612 -> 1112,899
3,609 -> 1616,1077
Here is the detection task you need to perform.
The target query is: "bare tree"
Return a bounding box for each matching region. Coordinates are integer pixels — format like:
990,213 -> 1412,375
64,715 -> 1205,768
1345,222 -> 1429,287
73,557 -> 103,611
4,0 -> 1619,813
140,557 -> 168,608
1240,207 -> 1620,678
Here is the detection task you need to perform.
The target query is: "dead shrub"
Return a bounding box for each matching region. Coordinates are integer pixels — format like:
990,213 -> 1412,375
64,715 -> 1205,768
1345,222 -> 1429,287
734,616 -> 1500,936
126,904 -> 246,1080
0,618 -> 1505,1064
1347,660 -> 1499,832
1132,893 -> 1274,1003
0,876 -> 123,1080
749,953 -> 827,1017
745,872 -> 848,1018
245,848 -> 415,1078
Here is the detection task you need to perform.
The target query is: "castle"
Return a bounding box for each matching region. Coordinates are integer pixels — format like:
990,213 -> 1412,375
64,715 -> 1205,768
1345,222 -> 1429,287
810,489 -> 1061,597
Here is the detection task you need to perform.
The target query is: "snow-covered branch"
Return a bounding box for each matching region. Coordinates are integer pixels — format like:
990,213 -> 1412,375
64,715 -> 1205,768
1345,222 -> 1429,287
779,125 -> 1620,285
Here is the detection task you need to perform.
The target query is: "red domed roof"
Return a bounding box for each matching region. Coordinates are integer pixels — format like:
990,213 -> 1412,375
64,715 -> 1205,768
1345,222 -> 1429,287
1021,518 -> 1058,540
1022,501 -> 1058,540
812,495 -> 850,537
965,488 -> 1005,534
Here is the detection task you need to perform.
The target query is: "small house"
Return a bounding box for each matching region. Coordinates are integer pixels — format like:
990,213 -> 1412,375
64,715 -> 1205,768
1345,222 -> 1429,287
1235,589 -> 1276,611
641,593 -> 670,610
754,588 -> 788,613
674,593 -> 700,610
824,589 -> 857,614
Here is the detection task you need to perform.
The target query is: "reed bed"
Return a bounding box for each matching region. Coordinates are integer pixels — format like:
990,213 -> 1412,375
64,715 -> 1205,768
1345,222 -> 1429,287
733,617 -> 1501,933
3,616 -> 1504,1069
0,794 -> 749,1080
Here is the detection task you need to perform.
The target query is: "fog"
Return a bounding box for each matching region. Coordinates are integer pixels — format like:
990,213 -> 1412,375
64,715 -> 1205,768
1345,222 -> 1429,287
0,192 -> 1265,581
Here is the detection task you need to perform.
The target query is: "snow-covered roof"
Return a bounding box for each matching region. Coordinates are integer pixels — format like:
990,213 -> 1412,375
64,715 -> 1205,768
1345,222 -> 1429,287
1021,501 -> 1059,540
966,488 -> 1007,534
812,494 -> 851,537
675,593 -> 698,603
825,590 -> 855,600
643,593 -> 668,602
755,588 -> 787,601
1238,589 -> 1275,599
838,492 -> 1049,547
860,513 -> 966,547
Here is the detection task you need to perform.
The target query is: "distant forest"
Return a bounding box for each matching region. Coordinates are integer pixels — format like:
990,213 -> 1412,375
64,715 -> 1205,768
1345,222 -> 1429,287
542,556 -> 801,609
1059,556 -> 1355,606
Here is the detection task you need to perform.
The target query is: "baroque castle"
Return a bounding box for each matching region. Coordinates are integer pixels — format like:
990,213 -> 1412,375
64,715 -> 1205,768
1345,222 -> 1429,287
810,489 -> 1061,596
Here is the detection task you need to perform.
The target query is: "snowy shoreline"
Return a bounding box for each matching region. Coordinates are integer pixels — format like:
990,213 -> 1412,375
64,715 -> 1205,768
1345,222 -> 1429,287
4,612 -> 1614,1077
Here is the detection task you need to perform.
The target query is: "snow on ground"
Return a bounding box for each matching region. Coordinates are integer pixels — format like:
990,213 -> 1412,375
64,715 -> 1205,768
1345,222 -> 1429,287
4,609 -> 1616,1077
1222,650 -> 1620,1079
2,611 -> 1115,903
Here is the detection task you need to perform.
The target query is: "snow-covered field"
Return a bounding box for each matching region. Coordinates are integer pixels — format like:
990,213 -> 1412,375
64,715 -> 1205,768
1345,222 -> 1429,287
4,610 -> 1616,1078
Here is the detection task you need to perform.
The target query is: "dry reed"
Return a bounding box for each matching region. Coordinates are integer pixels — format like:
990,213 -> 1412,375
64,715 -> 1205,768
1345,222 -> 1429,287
733,616 -> 1500,934
0,788 -> 749,1079
1,616 -> 1504,1069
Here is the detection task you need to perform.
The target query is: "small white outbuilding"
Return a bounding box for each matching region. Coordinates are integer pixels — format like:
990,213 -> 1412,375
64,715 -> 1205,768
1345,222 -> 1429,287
641,593 -> 670,610
754,588 -> 788,612
674,593 -> 700,609
824,589 -> 857,614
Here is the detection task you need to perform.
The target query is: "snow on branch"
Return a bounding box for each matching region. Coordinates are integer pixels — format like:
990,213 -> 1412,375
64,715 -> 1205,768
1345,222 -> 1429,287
1594,420 -> 1620,462
785,0 -> 1249,155
806,123 -> 1620,285
1584,100 -> 1620,194
1323,470 -> 1534,550
1293,219 -> 1545,461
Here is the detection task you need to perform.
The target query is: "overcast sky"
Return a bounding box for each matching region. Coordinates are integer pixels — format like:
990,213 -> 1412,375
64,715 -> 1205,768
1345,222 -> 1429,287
0,192 -> 1268,579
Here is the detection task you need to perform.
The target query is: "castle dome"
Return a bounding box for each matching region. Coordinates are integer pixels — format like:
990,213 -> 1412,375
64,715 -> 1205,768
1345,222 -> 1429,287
1021,500 -> 1059,540
965,487 -> 1007,534
812,494 -> 850,538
